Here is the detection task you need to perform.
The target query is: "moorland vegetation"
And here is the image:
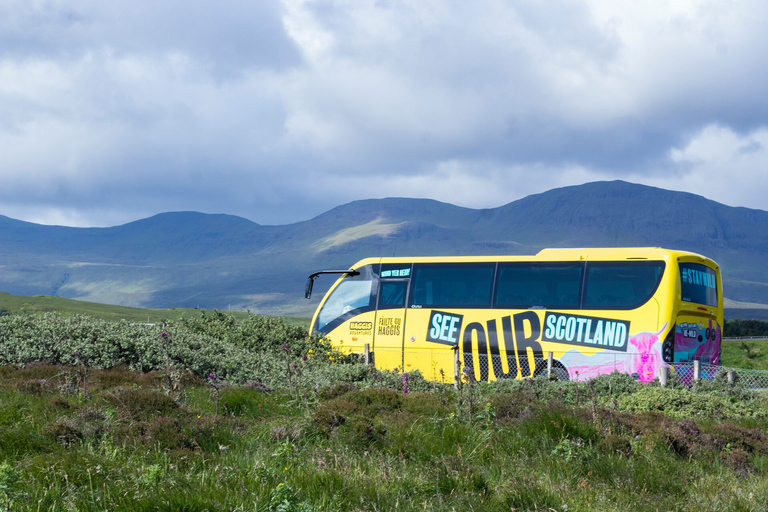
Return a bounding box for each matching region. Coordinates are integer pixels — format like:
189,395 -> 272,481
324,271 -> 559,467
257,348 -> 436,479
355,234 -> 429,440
1,312 -> 768,510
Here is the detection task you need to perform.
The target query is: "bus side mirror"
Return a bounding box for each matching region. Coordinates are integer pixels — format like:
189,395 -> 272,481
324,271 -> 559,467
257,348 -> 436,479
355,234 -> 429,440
304,269 -> 357,299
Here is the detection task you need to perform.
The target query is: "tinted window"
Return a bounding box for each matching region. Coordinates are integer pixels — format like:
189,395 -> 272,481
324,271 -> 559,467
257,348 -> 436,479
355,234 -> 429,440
495,263 -> 583,309
583,261 -> 665,310
410,264 -> 495,308
680,263 -> 718,306
378,280 -> 408,310
316,267 -> 375,333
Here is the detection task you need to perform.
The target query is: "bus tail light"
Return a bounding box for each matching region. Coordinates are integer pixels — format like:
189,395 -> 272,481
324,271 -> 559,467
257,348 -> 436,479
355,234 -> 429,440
662,326 -> 675,363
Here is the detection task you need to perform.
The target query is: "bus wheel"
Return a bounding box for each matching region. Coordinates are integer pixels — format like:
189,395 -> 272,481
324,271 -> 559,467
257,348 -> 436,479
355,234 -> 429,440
550,364 -> 570,381
535,362 -> 569,381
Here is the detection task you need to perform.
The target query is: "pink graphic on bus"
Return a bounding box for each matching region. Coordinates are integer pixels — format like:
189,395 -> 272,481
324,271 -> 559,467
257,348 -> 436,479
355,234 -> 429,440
628,327 -> 664,383
559,325 -> 667,382
674,319 -> 720,365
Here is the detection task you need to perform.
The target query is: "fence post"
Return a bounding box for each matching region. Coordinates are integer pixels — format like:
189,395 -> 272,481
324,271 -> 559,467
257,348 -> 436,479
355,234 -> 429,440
693,360 -> 700,382
547,352 -> 553,379
727,370 -> 735,385
364,344 -> 371,365
453,347 -> 460,390
659,366 -> 668,387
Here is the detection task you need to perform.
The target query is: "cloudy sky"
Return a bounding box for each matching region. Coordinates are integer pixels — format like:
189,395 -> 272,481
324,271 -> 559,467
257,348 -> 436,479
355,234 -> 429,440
2,0 -> 767,227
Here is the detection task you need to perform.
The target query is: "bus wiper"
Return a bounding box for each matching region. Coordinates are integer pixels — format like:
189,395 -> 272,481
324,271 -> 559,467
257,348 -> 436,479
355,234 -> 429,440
304,270 -> 360,299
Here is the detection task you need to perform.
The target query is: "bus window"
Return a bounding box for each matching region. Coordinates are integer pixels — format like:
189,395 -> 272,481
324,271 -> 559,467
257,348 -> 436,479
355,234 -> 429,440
679,263 -> 718,306
316,271 -> 375,333
583,261 -> 665,310
495,263 -> 582,309
410,263 -> 495,308
378,281 -> 407,310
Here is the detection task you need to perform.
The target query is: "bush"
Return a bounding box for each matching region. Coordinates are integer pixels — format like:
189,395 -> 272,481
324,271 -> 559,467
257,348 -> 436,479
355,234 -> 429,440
489,391 -> 541,421
314,387 -> 404,447
105,389 -> 180,420
0,312 -> 365,388
615,386 -> 768,420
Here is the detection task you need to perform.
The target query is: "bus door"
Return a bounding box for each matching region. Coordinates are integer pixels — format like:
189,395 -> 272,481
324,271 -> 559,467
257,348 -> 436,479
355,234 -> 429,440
674,262 -> 721,365
373,270 -> 410,372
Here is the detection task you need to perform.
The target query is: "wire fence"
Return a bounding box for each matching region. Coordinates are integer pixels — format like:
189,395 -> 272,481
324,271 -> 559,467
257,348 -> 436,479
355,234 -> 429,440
726,368 -> 768,390
363,347 -> 768,389
669,361 -> 768,389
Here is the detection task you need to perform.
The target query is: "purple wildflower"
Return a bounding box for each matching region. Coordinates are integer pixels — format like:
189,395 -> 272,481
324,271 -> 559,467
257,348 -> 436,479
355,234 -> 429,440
401,373 -> 410,395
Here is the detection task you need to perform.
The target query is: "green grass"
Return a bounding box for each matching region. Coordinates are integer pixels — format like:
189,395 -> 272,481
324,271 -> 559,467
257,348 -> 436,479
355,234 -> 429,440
722,339 -> 768,369
0,291 -> 310,326
0,308 -> 767,508
3,366 -> 768,511
0,291 -> 220,322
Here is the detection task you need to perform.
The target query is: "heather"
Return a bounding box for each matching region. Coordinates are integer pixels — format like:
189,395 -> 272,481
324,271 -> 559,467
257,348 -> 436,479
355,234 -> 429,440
1,312 -> 768,511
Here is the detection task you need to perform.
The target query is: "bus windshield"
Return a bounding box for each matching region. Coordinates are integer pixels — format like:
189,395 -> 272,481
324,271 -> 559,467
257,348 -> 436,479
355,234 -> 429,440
316,266 -> 376,333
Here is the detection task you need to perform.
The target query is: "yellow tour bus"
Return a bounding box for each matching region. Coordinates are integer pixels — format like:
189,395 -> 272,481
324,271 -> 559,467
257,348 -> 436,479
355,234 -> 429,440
305,248 -> 722,383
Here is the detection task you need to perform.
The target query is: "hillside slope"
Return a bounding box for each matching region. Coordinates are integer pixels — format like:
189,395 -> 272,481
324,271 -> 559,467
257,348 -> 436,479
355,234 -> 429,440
1,180 -> 767,317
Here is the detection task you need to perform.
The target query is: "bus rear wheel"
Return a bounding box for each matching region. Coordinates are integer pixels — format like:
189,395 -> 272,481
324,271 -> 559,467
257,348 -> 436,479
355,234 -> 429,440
535,362 -> 569,381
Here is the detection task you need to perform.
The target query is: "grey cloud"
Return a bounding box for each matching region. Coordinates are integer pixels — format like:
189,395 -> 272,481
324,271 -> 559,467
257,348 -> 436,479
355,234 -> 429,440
0,1 -> 301,75
364,3 -> 763,172
2,1 -> 768,227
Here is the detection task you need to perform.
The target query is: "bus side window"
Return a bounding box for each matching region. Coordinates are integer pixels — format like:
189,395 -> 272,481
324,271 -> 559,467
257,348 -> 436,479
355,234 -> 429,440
583,262 -> 665,310
494,263 -> 582,309
379,281 -> 407,310
410,264 -> 494,308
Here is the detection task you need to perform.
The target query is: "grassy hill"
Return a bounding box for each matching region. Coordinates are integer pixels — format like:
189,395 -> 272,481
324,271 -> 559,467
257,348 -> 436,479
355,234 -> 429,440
3,181 -> 768,317
0,291 -> 252,323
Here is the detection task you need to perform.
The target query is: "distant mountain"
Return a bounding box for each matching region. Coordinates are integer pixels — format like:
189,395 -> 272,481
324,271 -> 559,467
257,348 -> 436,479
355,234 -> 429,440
2,180 -> 768,318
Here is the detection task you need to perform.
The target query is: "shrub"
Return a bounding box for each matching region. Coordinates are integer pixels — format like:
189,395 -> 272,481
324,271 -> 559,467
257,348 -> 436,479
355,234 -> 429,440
317,382 -> 358,401
104,389 -> 180,420
401,392 -> 451,416
615,386 -> 767,420
0,312 -> 354,387
145,417 -> 192,450
706,423 -> 768,454
489,391 -> 541,421
589,371 -> 640,396
45,420 -> 83,446
313,387 -> 403,446
597,434 -> 633,457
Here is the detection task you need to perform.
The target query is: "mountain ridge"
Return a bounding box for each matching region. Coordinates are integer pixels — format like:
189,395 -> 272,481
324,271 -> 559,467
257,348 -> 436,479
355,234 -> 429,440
2,180 -> 768,317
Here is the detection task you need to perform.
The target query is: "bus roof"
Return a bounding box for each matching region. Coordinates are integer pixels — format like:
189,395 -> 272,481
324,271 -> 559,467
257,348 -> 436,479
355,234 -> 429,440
346,247 -> 718,270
